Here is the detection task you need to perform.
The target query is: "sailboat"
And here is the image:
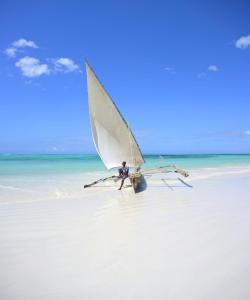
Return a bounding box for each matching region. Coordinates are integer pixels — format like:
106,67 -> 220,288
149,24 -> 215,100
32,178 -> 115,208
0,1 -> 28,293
83,61 -> 188,192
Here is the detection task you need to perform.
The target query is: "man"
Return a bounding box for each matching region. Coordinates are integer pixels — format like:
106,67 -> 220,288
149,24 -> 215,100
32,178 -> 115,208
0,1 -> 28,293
118,161 -> 129,190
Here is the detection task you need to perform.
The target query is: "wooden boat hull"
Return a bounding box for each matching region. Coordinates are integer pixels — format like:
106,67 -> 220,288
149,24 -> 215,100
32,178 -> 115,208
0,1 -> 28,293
129,172 -> 143,193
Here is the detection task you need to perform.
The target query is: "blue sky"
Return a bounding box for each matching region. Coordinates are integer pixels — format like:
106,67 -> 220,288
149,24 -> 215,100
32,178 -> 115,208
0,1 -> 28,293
0,0 -> 250,154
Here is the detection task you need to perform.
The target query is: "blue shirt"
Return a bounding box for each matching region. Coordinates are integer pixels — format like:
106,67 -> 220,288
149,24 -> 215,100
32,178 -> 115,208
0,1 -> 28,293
119,166 -> 129,177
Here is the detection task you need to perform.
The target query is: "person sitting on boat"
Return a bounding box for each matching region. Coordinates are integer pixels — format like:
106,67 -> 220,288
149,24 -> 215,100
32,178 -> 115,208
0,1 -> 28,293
118,161 -> 129,190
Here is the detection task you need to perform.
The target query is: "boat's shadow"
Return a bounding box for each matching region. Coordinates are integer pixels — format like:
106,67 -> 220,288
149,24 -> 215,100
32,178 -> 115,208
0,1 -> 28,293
135,176 -> 193,193
150,177 -> 193,190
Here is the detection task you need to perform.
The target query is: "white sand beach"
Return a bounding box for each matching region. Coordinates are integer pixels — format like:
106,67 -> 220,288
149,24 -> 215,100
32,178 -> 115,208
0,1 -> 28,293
1,166 -> 250,300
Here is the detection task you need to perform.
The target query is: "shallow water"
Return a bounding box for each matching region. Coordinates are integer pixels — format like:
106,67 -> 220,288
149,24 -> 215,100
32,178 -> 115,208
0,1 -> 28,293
1,154 -> 250,176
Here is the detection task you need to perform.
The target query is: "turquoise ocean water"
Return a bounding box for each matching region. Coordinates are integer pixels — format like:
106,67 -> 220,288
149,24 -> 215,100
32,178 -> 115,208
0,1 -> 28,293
1,154 -> 250,176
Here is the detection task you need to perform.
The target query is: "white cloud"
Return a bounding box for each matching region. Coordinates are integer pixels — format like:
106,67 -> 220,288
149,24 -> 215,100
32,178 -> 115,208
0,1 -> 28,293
15,56 -> 50,78
235,35 -> 250,49
4,38 -> 38,57
208,65 -> 219,72
13,38 -> 38,49
245,130 -> 250,135
5,47 -> 17,57
54,58 -> 79,73
4,39 -> 80,78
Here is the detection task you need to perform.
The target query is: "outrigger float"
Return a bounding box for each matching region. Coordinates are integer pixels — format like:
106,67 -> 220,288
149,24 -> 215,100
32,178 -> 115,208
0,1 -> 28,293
83,62 -> 188,192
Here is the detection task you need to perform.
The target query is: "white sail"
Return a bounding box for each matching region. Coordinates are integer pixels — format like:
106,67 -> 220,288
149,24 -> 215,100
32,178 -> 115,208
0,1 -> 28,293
86,62 -> 144,170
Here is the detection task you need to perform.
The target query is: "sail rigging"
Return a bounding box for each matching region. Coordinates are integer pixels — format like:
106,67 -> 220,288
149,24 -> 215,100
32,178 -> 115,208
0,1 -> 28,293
85,62 -> 144,169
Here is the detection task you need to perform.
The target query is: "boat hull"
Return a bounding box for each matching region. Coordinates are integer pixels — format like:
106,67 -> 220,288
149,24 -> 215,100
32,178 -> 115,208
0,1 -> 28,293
129,172 -> 143,193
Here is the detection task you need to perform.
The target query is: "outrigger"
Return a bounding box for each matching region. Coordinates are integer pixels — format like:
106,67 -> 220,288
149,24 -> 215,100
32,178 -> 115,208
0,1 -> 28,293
83,61 -> 188,192
84,164 -> 188,193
